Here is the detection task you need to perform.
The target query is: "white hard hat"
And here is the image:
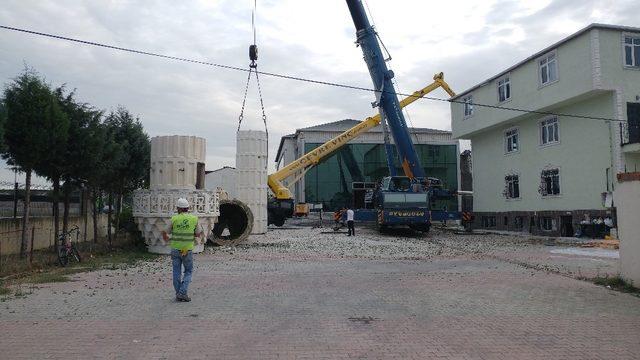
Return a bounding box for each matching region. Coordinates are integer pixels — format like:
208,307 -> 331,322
177,198 -> 190,209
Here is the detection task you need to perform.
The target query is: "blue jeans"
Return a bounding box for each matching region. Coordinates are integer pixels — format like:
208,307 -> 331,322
171,249 -> 193,296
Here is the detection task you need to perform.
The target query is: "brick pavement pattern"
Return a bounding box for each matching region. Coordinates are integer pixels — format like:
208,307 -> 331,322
1,228 -> 639,359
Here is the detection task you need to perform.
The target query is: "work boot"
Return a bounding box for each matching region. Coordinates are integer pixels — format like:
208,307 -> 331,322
177,293 -> 191,302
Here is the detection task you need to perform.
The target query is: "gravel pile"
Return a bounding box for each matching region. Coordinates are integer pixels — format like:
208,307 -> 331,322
205,225 -> 538,261
98,223 -> 617,285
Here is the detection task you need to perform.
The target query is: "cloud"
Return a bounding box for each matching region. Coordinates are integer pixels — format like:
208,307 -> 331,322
0,0 -> 638,186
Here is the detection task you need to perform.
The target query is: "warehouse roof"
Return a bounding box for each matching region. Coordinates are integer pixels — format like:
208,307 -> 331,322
205,166 -> 235,175
275,119 -> 451,163
299,119 -> 450,134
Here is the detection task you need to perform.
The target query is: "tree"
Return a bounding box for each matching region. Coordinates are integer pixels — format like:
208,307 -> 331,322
69,110 -> 106,242
53,87 -> 105,235
84,120 -> 116,244
103,107 -> 150,244
35,86 -> 75,246
0,100 -> 6,153
2,69 -> 69,256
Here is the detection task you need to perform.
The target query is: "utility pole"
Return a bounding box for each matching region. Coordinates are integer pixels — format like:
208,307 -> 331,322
13,168 -> 18,219
6,167 -> 19,219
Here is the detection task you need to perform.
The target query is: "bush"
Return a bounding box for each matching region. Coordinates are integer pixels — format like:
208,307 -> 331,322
592,276 -> 638,294
118,206 -> 145,247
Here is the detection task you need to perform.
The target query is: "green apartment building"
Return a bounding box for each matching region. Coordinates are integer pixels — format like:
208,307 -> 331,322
450,24 -> 640,236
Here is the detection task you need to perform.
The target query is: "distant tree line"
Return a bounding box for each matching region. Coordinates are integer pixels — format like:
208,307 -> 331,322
0,67 -> 150,256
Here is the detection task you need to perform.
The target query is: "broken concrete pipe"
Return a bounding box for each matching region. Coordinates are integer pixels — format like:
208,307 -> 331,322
211,199 -> 254,246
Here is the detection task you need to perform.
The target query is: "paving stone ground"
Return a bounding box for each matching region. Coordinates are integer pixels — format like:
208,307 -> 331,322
1,227 -> 639,359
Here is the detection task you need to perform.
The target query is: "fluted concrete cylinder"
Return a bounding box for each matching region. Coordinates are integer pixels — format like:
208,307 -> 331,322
134,135 -> 218,254
150,136 -> 206,190
236,130 -> 268,234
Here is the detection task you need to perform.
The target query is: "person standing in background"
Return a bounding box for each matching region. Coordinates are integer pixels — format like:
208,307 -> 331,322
346,207 -> 355,236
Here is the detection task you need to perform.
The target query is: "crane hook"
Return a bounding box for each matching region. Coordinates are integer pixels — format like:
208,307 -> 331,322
249,44 -> 258,68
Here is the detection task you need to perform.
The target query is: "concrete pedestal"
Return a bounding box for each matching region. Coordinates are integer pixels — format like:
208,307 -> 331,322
133,136 -> 219,254
614,173 -> 640,285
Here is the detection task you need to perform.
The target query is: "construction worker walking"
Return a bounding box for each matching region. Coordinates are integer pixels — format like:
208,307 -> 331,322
162,198 -> 203,302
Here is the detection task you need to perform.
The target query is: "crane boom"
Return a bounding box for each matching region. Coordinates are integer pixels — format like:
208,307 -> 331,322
345,0 -> 426,179
267,73 -> 455,200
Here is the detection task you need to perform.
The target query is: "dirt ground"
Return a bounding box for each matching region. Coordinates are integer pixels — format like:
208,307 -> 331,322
1,224 -> 637,359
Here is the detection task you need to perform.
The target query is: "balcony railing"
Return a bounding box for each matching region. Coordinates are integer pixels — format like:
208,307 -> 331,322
620,121 -> 640,146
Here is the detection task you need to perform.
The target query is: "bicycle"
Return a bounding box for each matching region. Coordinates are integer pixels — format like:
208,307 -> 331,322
57,225 -> 82,267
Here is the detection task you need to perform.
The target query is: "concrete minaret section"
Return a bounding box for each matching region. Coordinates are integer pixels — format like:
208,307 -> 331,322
149,136 -> 206,190
236,130 -> 268,234
133,136 -> 219,254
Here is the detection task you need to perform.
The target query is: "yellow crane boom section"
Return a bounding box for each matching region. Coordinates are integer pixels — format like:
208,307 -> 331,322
268,73 -> 456,200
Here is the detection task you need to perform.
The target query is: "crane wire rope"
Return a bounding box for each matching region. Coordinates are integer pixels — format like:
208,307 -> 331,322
236,0 -> 269,168
364,0 -> 399,174
0,24 -> 627,124
252,0 -> 257,46
362,1 -> 422,157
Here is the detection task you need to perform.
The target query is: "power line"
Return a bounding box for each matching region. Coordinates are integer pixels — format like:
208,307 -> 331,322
0,24 -> 626,123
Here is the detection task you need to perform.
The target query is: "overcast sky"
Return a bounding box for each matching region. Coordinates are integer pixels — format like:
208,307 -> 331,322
0,0 -> 638,186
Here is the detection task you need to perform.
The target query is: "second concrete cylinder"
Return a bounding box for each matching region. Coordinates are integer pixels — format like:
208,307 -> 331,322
236,130 -> 268,234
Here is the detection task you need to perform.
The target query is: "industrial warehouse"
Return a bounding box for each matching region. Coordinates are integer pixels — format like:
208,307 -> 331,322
275,119 -> 460,212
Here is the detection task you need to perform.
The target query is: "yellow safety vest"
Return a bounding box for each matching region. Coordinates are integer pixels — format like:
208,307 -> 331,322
170,213 -> 198,251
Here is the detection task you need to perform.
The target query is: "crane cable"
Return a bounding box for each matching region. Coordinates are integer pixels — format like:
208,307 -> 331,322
236,0 -> 269,168
364,0 -> 422,148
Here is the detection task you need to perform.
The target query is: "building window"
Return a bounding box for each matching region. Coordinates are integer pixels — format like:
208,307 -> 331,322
504,175 -> 520,199
505,128 -> 519,153
497,75 -> 511,102
539,168 -> 560,196
482,216 -> 496,228
514,216 -> 524,230
463,95 -> 474,118
541,217 -> 556,231
428,146 -> 440,158
539,52 -> 558,86
540,117 -> 559,145
624,35 -> 640,67
503,216 -> 508,226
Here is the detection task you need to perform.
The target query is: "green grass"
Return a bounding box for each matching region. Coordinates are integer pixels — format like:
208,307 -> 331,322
2,242 -> 160,289
592,276 -> 639,295
26,248 -> 158,284
0,279 -> 10,296
23,272 -> 73,284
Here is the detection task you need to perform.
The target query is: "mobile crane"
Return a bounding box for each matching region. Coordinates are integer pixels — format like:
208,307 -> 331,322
267,72 -> 456,226
345,0 -> 464,231
266,0 -> 461,229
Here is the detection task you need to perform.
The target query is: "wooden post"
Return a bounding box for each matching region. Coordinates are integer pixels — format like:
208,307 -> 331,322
13,181 -> 18,219
30,226 -> 35,267
83,187 -> 88,243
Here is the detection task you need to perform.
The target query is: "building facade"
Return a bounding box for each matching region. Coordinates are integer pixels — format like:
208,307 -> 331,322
276,119 -> 460,211
450,24 -> 640,236
459,150 -> 473,212
204,166 -> 238,199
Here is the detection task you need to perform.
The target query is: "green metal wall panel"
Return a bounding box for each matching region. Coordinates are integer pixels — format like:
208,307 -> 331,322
304,143 -> 458,211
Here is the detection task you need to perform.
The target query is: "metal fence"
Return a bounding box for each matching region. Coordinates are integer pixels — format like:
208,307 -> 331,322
620,121 -> 640,146
0,201 -> 81,218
